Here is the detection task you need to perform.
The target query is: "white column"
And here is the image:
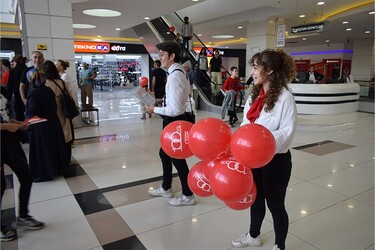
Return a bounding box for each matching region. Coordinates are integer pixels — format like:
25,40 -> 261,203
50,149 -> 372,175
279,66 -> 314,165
245,20 -> 276,79
18,0 -> 75,78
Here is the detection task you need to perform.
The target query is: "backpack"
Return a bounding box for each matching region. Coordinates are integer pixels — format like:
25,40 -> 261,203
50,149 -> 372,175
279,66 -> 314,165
52,79 -> 79,119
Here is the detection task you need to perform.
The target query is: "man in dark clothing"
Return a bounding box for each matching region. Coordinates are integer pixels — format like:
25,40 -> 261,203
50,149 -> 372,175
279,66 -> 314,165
209,50 -> 227,95
151,60 -> 167,105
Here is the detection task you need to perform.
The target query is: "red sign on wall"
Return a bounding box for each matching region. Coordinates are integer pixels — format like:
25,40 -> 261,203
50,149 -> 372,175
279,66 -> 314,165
74,41 -> 110,53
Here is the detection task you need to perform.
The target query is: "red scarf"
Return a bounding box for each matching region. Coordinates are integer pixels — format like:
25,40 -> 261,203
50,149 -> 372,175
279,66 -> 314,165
246,88 -> 267,123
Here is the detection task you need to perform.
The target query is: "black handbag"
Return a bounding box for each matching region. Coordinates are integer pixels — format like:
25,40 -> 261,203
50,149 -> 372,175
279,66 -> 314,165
185,95 -> 195,124
52,79 -> 79,119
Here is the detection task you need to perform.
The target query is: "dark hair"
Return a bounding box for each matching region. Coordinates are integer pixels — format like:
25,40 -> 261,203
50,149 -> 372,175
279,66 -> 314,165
57,59 -> 70,70
12,55 -> 27,65
249,49 -> 296,112
1,59 -> 11,68
156,41 -> 181,63
200,48 -> 207,56
230,66 -> 237,71
154,60 -> 161,67
42,60 -> 60,80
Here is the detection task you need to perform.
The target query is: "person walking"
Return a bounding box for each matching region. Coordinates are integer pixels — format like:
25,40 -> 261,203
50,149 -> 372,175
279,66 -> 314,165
231,49 -> 297,250
145,41 -> 196,206
181,16 -> 193,51
209,50 -> 227,96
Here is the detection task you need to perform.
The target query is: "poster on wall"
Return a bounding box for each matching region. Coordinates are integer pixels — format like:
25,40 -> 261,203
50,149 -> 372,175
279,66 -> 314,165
276,24 -> 286,48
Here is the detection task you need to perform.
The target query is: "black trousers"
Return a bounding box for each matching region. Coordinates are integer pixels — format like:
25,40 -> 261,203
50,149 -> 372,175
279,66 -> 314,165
1,130 -> 33,218
249,151 -> 292,250
159,114 -> 193,196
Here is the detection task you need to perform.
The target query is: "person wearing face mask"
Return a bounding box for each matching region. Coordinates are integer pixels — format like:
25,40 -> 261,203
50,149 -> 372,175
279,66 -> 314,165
24,68 -> 68,182
231,49 -> 297,250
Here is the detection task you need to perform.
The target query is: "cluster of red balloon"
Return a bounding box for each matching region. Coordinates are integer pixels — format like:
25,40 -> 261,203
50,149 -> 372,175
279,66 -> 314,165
160,118 -> 276,210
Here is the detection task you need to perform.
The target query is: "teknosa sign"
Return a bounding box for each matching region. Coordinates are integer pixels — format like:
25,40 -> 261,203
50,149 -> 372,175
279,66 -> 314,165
74,41 -> 110,53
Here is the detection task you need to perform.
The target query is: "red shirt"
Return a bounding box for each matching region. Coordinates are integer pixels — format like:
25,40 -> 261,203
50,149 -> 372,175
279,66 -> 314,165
1,70 -> 9,85
222,77 -> 244,92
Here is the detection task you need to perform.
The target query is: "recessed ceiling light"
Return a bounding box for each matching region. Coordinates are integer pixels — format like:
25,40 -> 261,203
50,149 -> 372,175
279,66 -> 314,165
144,17 -> 150,20
317,1 -> 325,5
346,28 -> 352,31
115,28 -> 120,31
342,21 -> 348,24
73,23 -> 96,29
197,34 -> 202,36
97,35 -> 101,37
238,26 -> 243,29
369,11 -> 375,15
299,14 -> 306,18
225,46 -> 229,48
302,37 -> 307,40
325,39 -> 330,43
211,35 -> 234,39
365,31 -> 371,34
192,0 -> 199,2
240,37 -> 244,40
83,9 -> 121,17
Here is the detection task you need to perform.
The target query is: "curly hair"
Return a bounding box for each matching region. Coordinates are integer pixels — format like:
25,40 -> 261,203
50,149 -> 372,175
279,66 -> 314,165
249,49 -> 296,112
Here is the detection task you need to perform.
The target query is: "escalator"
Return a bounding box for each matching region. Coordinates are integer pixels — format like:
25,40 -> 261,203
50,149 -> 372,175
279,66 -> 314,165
132,13 -> 225,113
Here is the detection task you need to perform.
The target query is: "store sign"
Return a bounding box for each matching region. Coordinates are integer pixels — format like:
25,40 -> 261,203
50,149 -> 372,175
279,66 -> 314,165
74,41 -> 110,53
111,44 -> 126,52
291,22 -> 324,34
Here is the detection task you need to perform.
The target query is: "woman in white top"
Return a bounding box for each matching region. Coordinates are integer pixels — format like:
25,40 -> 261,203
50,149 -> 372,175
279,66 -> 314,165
231,49 -> 297,250
55,60 -> 78,106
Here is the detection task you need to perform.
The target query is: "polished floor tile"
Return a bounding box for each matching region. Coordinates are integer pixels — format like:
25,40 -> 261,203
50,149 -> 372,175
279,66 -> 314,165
1,89 -> 374,250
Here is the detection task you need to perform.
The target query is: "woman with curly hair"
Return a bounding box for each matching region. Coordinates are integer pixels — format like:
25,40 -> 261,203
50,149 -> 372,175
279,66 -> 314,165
232,49 -> 297,250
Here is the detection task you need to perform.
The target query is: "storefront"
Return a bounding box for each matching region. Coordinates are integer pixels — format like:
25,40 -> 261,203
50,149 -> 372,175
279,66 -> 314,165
74,41 -> 152,89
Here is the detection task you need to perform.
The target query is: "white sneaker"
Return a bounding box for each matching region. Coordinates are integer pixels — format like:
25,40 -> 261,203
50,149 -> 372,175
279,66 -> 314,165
148,185 -> 172,198
168,194 -> 196,206
272,244 -> 281,250
231,232 -> 262,248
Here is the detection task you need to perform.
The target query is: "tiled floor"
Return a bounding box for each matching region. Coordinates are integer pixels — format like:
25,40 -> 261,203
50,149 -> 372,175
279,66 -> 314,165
1,88 -> 374,250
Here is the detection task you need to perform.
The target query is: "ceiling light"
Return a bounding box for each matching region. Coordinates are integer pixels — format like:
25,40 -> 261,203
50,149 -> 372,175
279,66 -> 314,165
197,34 -> 202,36
346,28 -> 352,31
365,31 -> 371,34
299,14 -> 305,18
83,9 -> 121,17
317,1 -> 325,5
238,26 -> 243,29
73,23 -> 96,29
342,21 -> 348,24
144,17 -> 150,20
325,39 -> 330,43
302,37 -> 307,40
211,35 -> 234,39
97,35 -> 101,37
192,0 -> 199,2
115,28 -> 120,31
369,11 -> 375,15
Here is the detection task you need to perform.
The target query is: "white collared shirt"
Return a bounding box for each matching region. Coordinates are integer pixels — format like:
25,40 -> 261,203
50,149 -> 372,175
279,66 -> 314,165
154,63 -> 190,117
309,72 -> 316,82
241,87 -> 297,154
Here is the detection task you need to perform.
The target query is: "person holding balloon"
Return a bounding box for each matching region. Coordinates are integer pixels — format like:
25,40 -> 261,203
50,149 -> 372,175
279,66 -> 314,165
145,41 -> 196,206
231,49 -> 297,250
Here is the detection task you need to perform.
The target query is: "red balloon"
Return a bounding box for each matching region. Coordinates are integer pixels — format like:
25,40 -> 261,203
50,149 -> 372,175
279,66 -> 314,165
188,161 -> 213,197
160,121 -> 194,159
209,156 -> 253,203
140,76 -> 148,87
225,183 -> 257,210
231,124 -> 276,169
189,118 -> 232,161
169,26 -> 175,33
203,160 -> 216,180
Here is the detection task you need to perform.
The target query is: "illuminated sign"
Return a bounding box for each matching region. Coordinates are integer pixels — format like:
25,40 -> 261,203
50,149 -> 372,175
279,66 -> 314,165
111,44 -> 126,52
74,41 -> 110,53
291,22 -> 324,34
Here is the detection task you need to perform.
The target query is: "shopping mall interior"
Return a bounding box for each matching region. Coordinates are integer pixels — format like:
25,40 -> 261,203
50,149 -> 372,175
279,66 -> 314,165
0,0 -> 374,249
